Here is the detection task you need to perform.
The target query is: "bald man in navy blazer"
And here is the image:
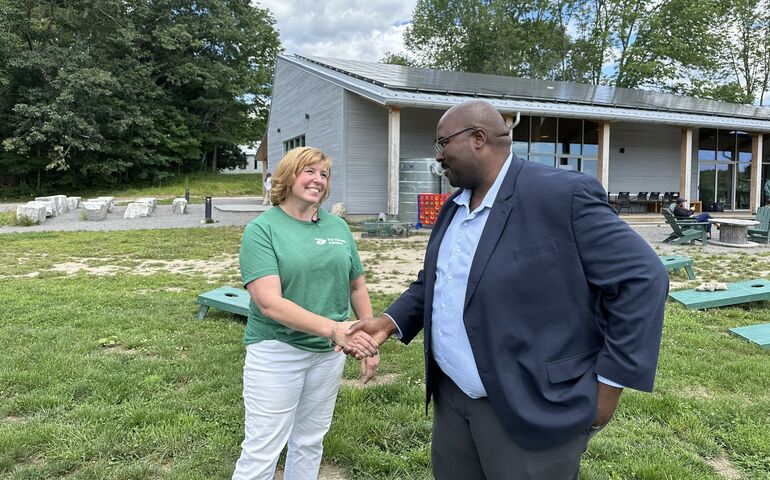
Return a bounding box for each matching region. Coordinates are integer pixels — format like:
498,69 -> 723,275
348,100 -> 668,479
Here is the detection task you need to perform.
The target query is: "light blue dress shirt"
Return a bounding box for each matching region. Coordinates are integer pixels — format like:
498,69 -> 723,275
430,155 -> 513,398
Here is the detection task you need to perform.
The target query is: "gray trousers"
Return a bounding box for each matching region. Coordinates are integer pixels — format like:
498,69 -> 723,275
432,370 -> 592,480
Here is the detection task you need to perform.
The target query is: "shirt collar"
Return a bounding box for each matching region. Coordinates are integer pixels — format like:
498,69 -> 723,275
454,153 -> 513,212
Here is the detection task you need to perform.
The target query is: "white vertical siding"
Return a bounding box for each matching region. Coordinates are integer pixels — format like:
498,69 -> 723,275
608,123 -> 681,194
267,60 -> 345,207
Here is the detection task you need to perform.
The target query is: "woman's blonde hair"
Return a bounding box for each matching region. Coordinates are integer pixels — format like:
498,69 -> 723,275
271,147 -> 332,206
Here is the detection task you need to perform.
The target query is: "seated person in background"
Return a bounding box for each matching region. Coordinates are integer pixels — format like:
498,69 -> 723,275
674,197 -> 713,237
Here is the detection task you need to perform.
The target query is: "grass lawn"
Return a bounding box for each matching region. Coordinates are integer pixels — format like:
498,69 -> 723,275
1,229 -> 769,479
0,172 -> 263,204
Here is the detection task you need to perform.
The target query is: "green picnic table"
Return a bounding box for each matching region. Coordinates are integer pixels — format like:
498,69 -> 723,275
669,278 -> 770,310
659,254 -> 696,280
196,286 -> 250,319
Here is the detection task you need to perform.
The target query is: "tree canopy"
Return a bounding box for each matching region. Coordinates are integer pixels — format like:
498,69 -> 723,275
393,0 -> 770,105
0,0 -> 281,194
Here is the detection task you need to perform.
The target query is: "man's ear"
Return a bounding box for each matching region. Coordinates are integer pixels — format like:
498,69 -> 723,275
471,128 -> 487,149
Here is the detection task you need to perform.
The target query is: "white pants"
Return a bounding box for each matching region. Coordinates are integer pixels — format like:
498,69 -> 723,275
232,340 -> 346,480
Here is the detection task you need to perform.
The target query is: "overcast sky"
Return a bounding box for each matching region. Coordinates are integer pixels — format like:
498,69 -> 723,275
256,0 -> 417,62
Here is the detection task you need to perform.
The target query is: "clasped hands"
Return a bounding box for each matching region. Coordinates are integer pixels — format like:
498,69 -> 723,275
333,315 -> 395,358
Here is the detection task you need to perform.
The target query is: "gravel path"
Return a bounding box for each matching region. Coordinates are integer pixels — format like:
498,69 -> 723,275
0,197 -> 266,234
3,200 -> 769,254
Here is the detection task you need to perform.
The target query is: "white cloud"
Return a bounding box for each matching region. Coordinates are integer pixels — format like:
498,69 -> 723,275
255,0 -> 416,61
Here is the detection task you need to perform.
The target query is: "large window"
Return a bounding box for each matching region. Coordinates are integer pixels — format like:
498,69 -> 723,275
510,116 -> 599,175
698,129 -> 753,210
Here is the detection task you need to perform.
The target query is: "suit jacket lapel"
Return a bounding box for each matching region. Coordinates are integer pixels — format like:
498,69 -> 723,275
464,156 -> 525,310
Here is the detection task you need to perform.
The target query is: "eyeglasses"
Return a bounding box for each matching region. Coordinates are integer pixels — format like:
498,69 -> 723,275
434,127 -> 478,154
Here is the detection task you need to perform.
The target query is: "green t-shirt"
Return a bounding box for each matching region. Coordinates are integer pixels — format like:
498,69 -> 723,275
239,206 -> 364,352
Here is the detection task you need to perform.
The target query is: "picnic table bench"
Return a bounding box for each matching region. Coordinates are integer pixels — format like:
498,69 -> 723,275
669,278 -> 770,310
196,286 -> 250,319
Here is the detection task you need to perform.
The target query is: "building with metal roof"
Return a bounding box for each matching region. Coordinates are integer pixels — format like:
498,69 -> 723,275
266,54 -> 770,218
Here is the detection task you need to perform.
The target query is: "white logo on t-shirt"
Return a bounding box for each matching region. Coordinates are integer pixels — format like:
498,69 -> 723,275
315,237 -> 346,246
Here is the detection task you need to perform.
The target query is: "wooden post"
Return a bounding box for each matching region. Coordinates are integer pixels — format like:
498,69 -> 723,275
751,133 -> 763,213
597,122 -> 610,191
680,128 -> 693,201
387,107 -> 401,217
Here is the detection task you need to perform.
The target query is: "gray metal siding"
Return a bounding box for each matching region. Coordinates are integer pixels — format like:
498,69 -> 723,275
345,93 -> 389,214
608,124 -> 681,194
400,108 -> 444,158
267,60 -> 345,208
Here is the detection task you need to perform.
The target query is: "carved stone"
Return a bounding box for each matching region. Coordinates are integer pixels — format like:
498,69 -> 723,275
172,198 -> 188,214
16,202 -> 48,224
81,201 -> 109,221
123,202 -> 152,219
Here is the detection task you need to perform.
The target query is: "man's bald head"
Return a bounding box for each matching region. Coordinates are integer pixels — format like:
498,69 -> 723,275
440,100 -> 512,152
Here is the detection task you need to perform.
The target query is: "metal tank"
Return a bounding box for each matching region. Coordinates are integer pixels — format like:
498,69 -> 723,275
398,157 -> 453,223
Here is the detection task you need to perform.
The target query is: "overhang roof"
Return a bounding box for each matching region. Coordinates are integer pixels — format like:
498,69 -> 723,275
280,54 -> 770,131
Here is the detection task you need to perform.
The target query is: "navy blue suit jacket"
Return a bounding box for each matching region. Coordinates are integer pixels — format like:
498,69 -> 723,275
386,155 -> 668,450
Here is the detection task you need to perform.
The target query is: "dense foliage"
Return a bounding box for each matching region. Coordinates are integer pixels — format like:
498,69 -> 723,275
0,0 -> 281,194
391,0 -> 770,105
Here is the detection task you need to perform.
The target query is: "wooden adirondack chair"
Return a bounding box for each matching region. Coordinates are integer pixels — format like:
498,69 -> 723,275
748,205 -> 770,244
662,209 -> 709,245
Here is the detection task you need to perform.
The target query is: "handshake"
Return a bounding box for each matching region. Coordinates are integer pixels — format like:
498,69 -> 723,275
331,315 -> 397,358
329,315 -> 398,383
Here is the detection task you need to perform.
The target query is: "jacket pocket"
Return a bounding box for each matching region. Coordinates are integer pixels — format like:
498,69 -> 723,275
546,348 -> 600,384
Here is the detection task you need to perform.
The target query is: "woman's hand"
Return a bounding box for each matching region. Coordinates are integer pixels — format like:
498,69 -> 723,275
330,321 -> 379,358
360,354 -> 380,384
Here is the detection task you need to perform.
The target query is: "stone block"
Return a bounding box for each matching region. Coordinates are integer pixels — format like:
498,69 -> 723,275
16,202 -> 48,224
123,202 -> 152,219
81,201 -> 108,221
66,196 -> 81,210
172,198 -> 188,214
35,195 -> 67,216
89,196 -> 115,212
135,197 -> 157,213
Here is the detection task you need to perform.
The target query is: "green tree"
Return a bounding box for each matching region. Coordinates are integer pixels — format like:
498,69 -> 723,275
0,0 -> 280,193
715,0 -> 770,105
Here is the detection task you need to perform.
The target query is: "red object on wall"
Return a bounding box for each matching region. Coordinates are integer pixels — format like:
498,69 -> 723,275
417,193 -> 451,226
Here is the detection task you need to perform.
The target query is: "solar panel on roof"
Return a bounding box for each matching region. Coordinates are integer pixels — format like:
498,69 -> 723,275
297,55 -> 770,121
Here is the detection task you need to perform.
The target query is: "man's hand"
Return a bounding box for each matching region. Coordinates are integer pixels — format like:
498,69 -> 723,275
335,315 -> 396,357
360,354 -> 380,384
594,382 -> 623,427
332,321 -> 379,359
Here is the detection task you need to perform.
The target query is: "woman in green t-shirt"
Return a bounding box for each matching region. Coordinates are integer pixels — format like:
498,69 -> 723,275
233,147 -> 379,480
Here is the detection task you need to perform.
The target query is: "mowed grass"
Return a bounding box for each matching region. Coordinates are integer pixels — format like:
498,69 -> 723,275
1,172 -> 263,204
0,230 -> 769,479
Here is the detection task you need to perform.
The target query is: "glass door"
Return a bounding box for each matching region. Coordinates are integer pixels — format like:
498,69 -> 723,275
699,163 -> 734,209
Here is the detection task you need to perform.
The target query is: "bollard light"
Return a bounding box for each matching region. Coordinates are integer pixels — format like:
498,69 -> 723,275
204,196 -> 212,221
185,188 -> 190,202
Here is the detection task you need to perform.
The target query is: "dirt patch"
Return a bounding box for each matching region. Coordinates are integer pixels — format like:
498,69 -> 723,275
358,237 -> 428,294
341,373 -> 399,388
102,344 -> 138,355
682,385 -> 712,398
275,464 -> 348,480
706,456 -> 741,479
137,287 -> 188,294
50,257 -> 238,277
